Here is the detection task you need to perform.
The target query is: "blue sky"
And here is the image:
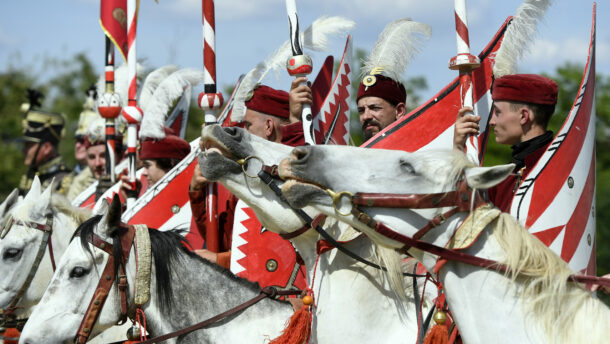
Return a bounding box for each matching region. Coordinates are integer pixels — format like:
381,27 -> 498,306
0,0 -> 607,103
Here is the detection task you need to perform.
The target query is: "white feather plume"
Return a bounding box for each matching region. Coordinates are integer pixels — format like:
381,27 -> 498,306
139,68 -> 205,140
493,0 -> 553,77
361,18 -> 431,81
96,62 -> 145,107
139,65 -> 178,108
231,16 -> 355,122
230,64 -> 266,122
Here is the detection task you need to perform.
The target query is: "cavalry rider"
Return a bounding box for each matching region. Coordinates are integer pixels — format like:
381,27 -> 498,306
120,127 -> 191,198
453,74 -> 558,211
72,85 -> 99,175
18,89 -> 72,196
68,117 -> 117,200
190,84 -> 306,268
293,66 -> 409,143
357,73 -> 408,141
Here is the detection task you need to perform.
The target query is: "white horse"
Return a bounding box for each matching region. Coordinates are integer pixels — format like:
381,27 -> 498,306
0,177 -> 129,343
199,124 -> 435,343
278,144 -> 610,344
18,195 -> 294,344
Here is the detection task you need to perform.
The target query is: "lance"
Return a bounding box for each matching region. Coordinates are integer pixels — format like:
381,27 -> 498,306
285,0 -> 314,144
449,0 -> 481,165
198,0 -> 224,252
120,0 -> 143,208
97,37 -> 121,186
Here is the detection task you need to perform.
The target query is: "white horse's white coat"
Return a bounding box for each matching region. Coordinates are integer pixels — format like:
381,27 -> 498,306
19,197 -> 294,344
199,125 -> 434,343
0,177 -> 128,343
279,145 -> 610,344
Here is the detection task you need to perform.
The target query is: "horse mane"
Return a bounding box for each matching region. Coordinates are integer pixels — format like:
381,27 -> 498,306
489,206 -> 599,341
74,216 -> 262,315
332,218 -> 415,304
421,150 -> 608,341
51,194 -> 92,225
412,149 -> 475,192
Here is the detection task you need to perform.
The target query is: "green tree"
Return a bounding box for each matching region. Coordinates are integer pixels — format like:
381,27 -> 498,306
0,68 -> 36,197
0,53 -> 98,200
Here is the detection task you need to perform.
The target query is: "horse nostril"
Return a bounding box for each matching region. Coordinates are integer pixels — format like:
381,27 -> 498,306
224,127 -> 237,135
292,146 -> 310,162
224,126 -> 242,141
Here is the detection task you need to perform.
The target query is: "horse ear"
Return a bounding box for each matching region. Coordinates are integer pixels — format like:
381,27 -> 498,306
31,179 -> 53,217
107,194 -> 122,228
0,188 -> 19,218
465,164 -> 515,189
97,195 -> 122,237
23,176 -> 41,203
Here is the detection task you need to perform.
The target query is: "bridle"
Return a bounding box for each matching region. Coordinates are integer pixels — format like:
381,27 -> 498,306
324,175 -> 610,287
234,155 -> 425,278
74,224 -> 134,344
79,224 -> 302,344
1,213 -> 56,328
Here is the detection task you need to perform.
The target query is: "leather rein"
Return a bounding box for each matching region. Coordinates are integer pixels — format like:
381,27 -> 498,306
74,225 -> 135,344
76,224 -> 302,344
248,159 -> 424,278
1,214 -> 56,329
332,177 -> 610,287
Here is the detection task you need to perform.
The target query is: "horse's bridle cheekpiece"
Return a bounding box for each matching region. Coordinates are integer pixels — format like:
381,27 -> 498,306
2,213 -> 55,329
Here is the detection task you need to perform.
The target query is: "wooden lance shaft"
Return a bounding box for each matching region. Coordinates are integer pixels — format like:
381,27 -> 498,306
103,37 -> 118,183
199,0 -> 224,252
96,36 -> 122,201
121,0 -> 143,208
449,0 -> 481,165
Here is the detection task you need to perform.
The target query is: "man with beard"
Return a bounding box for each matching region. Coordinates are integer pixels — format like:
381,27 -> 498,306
356,74 -> 407,141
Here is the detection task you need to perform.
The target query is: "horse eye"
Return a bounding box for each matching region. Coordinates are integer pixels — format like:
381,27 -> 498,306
3,248 -> 22,260
69,266 -> 89,278
399,159 -> 416,174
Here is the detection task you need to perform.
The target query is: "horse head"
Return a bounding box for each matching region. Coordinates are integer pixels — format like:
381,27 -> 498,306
19,195 -> 130,344
278,145 -> 610,344
0,176 -> 63,315
199,124 -> 319,237
279,145 -> 514,249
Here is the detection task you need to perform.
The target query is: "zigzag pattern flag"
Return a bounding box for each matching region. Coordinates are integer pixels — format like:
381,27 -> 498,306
312,35 -> 353,145
362,18 -> 509,156
511,6 -> 597,275
230,200 -> 307,290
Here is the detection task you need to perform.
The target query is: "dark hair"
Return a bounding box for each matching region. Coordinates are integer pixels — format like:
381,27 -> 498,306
509,102 -> 555,129
154,158 -> 180,172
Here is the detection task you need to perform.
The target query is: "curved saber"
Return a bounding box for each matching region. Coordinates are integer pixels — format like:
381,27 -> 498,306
450,0 -> 481,165
285,0 -> 314,144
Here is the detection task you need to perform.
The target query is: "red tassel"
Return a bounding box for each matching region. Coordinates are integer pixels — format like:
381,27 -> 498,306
269,306 -> 311,344
423,323 -> 448,344
3,328 -> 20,344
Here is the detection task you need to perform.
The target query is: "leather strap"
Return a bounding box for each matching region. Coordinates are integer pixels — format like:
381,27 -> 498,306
74,226 -> 135,344
3,215 -> 54,316
280,214 -> 326,240
353,206 -> 610,287
257,168 -> 425,278
122,288 -> 302,344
